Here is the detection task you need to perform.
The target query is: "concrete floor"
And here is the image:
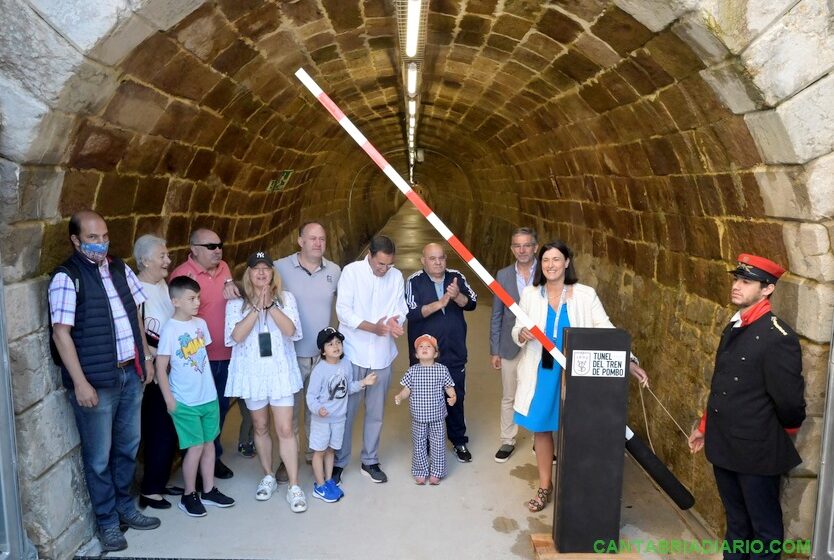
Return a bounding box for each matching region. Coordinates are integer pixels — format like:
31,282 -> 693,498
90,205 -> 718,559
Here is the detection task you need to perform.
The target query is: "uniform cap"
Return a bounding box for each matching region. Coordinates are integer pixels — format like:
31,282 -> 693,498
729,253 -> 785,284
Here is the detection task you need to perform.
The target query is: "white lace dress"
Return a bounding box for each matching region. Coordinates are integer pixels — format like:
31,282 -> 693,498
224,292 -> 303,400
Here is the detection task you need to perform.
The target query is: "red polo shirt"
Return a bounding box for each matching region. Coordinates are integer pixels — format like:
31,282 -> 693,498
170,255 -> 232,361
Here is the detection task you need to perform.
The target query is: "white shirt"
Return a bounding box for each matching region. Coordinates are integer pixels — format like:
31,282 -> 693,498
139,279 -> 174,346
336,256 -> 408,369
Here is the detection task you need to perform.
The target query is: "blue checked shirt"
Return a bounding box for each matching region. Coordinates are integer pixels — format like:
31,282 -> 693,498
401,363 -> 455,423
48,259 -> 147,362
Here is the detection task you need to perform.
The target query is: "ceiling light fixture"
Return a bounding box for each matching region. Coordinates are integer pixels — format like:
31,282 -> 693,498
408,99 -> 416,116
405,0 -> 421,57
407,63 -> 417,96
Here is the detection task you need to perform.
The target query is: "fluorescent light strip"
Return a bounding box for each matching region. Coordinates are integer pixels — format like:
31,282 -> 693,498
407,63 -> 417,96
408,99 -> 416,116
406,0 -> 421,57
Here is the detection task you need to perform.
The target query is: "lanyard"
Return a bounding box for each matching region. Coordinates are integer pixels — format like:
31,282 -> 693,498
541,285 -> 567,340
260,307 -> 268,332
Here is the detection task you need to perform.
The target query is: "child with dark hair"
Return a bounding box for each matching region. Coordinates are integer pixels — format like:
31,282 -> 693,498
306,328 -> 376,502
156,276 -> 235,517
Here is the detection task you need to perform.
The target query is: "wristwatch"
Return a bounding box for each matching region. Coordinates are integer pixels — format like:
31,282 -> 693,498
224,278 -> 234,285
144,355 -> 153,361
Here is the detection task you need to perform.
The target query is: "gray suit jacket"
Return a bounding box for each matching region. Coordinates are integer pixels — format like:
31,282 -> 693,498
490,264 -> 522,359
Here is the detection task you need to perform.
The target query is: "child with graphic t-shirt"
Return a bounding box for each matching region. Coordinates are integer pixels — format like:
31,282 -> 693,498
156,276 -> 235,517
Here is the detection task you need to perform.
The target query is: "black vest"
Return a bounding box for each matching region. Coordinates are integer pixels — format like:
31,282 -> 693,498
50,252 -> 145,389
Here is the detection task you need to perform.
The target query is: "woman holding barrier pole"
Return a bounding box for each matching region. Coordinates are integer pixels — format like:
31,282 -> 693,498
512,241 -> 648,512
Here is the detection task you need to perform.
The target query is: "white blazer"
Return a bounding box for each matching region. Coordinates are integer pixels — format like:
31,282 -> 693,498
511,283 -> 615,417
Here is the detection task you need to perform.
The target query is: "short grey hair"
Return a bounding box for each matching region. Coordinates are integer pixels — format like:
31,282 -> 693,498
511,227 -> 538,244
133,234 -> 167,272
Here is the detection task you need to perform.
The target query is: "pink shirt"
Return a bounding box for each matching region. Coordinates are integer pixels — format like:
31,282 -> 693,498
170,255 -> 232,361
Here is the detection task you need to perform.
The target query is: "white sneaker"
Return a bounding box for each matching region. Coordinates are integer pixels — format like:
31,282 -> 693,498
256,475 -> 277,501
286,484 -> 307,513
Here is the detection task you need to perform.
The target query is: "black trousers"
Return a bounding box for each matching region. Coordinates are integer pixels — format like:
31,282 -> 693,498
713,465 -> 783,560
139,382 -> 177,495
445,364 -> 467,446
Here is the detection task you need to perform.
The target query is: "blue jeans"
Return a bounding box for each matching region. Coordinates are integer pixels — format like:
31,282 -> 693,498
210,360 -> 230,458
68,364 -> 142,529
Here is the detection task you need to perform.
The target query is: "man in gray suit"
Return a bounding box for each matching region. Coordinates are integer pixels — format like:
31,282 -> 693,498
489,227 -> 538,462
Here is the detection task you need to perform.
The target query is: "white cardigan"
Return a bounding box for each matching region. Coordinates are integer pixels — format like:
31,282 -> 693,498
511,283 -> 615,417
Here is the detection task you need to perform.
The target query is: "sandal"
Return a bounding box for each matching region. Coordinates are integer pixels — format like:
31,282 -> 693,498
414,476 -> 427,485
429,476 -> 441,485
527,486 -> 552,512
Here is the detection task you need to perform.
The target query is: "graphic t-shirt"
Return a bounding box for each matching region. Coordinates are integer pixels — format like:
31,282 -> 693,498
158,317 -> 216,406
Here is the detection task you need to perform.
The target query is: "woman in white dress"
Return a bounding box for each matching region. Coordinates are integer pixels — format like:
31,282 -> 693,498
225,251 -> 306,512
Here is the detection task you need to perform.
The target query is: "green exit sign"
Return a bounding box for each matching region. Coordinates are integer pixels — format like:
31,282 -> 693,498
267,170 -> 294,192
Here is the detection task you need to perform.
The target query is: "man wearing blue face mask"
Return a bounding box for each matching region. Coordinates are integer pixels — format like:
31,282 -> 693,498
49,210 -> 160,552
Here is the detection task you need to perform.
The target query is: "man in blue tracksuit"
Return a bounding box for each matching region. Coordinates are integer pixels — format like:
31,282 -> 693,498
405,243 -> 477,463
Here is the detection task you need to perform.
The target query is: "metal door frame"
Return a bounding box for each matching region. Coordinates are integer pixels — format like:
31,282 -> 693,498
812,320 -> 834,559
0,253 -> 34,559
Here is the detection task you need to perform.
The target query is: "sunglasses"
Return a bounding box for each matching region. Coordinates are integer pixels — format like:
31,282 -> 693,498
195,242 -> 223,250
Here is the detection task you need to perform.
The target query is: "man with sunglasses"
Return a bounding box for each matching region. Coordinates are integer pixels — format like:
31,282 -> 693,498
170,228 -> 236,480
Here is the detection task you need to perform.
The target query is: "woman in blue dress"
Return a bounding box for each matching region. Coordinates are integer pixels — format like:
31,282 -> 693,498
511,241 -> 649,512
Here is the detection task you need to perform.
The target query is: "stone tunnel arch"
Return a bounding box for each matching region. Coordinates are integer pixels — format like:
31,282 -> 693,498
1,0 -> 833,557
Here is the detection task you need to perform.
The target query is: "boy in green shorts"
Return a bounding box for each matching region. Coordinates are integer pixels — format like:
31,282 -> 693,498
156,276 -> 235,517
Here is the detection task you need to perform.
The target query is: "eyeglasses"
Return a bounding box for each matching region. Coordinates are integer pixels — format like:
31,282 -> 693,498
511,243 -> 536,250
195,242 -> 223,250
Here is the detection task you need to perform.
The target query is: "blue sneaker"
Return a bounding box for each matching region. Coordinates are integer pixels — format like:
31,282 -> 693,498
312,482 -> 338,503
325,479 -> 344,500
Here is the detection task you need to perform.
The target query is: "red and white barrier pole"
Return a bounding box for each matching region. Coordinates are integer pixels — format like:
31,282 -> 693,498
294,70 -> 702,509
295,67 -> 566,368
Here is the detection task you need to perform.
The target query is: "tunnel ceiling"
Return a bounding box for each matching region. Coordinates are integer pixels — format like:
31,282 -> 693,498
33,0 -> 777,305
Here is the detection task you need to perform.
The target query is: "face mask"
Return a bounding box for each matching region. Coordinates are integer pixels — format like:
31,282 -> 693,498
80,241 -> 109,263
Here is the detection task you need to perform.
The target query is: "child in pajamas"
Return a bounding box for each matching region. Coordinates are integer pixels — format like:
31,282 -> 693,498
395,334 -> 456,485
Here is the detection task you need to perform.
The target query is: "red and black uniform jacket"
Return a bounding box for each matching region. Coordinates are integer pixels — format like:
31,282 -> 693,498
701,310 -> 805,476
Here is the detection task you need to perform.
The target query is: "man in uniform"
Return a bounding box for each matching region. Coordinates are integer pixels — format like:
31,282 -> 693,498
689,253 -> 805,560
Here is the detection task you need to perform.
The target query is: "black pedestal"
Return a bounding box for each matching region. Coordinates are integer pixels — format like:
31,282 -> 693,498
553,327 -> 631,552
